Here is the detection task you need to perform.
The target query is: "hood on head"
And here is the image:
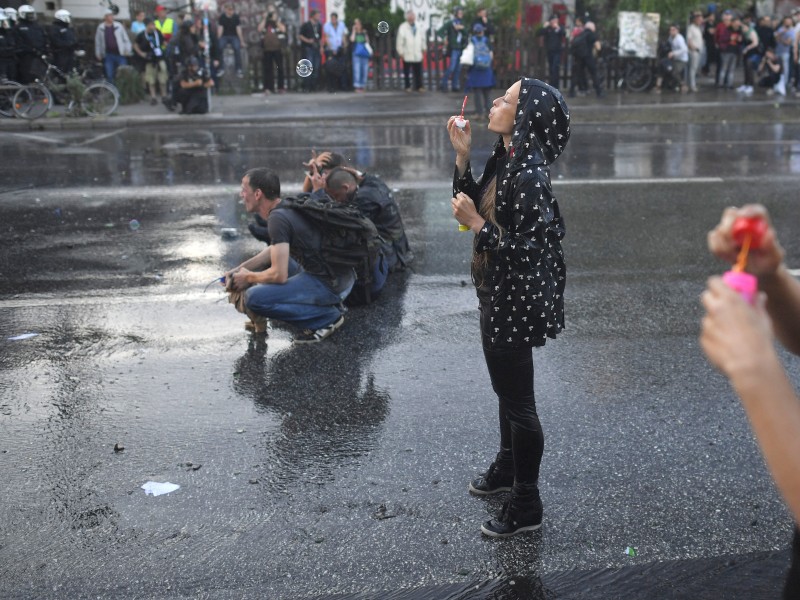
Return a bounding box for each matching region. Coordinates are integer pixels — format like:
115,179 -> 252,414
508,77 -> 570,167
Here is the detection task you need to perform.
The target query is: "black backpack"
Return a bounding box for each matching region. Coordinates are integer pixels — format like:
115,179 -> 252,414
279,194 -> 382,301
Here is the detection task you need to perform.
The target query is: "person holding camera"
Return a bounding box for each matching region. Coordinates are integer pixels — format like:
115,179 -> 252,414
175,56 -> 213,114
257,8 -> 286,94
134,18 -> 167,105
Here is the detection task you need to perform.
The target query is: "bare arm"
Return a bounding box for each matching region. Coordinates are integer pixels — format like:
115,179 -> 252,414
230,246 -> 271,275
701,277 -> 800,523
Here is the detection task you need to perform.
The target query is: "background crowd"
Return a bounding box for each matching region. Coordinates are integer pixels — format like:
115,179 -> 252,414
2,2 -> 800,114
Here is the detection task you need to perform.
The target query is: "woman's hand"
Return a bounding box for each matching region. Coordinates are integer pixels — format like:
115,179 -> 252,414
700,276 -> 776,380
451,192 -> 483,232
707,204 -> 784,277
447,115 -> 471,160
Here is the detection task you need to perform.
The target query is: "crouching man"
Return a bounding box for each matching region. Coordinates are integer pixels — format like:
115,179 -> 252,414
226,168 -> 354,343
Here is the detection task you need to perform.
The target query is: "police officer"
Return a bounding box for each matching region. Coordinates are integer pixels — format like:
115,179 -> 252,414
15,4 -> 48,83
48,9 -> 77,75
0,11 -> 16,81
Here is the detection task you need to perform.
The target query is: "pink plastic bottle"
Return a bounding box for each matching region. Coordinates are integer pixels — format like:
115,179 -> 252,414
722,270 -> 758,305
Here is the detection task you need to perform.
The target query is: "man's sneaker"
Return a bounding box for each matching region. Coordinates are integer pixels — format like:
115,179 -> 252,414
480,496 -> 543,538
294,315 -> 345,344
469,463 -> 514,496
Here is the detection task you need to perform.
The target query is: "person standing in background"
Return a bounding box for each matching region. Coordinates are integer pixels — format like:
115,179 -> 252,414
217,3 -> 245,78
258,7 -> 286,94
438,6 -> 466,93
396,10 -> 427,92
298,9 -> 322,92
94,8 -> 131,83
686,11 -> 705,92
537,14 -> 565,89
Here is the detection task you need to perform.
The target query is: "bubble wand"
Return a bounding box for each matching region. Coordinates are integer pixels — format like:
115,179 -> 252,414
722,217 -> 767,304
454,94 -> 468,130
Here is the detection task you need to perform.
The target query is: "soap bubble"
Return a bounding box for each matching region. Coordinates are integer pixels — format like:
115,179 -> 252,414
377,21 -> 390,34
128,219 -> 141,231
296,59 -> 313,77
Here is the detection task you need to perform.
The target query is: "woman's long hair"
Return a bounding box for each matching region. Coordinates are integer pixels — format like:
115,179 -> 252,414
472,175 -> 502,284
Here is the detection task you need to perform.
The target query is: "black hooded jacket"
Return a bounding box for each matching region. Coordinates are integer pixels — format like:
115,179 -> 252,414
453,77 -> 570,349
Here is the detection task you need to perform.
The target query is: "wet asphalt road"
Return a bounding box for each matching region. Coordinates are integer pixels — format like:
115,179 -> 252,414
1,106 -> 800,599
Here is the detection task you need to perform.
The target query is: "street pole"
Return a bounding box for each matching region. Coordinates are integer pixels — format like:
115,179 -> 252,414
203,3 -> 212,111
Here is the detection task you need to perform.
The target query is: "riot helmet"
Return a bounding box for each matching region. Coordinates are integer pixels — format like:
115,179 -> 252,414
18,4 -> 36,21
54,9 -> 70,24
4,7 -> 17,22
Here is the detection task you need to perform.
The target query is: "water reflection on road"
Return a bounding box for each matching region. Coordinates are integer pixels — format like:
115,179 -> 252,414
2,121 -> 800,193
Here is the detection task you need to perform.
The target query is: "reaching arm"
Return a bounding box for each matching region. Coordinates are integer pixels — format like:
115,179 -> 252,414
701,277 -> 800,524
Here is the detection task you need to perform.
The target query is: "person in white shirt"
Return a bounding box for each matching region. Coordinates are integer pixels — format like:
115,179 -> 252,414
396,10 -> 427,92
686,12 -> 705,92
655,24 -> 689,92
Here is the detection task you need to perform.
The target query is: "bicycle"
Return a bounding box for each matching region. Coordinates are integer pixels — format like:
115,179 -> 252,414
0,79 -> 26,117
12,51 -> 120,119
597,45 -> 653,93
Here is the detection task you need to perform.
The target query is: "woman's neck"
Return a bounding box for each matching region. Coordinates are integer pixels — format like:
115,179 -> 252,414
502,134 -> 512,150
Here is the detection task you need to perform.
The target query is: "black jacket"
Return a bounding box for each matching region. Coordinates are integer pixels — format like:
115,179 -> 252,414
48,21 -> 77,53
454,78 -> 570,348
15,21 -> 48,54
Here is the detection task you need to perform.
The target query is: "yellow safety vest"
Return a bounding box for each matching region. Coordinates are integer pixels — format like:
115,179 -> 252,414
155,17 -> 174,44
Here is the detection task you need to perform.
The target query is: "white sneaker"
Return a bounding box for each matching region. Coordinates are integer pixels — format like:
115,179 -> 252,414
293,315 -> 345,344
744,86 -> 754,96
774,82 -> 786,96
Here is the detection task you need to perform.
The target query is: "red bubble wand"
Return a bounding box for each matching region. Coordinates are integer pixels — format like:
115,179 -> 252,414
723,217 -> 767,304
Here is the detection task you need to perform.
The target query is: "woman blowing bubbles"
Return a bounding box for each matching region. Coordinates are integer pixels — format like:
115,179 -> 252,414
447,78 -> 570,537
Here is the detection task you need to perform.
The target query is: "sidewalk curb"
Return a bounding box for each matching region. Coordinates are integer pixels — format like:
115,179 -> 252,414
1,92 -> 797,131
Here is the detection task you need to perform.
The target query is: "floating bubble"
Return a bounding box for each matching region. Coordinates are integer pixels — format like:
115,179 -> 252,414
128,219 -> 141,231
377,21 -> 390,34
296,59 -> 313,77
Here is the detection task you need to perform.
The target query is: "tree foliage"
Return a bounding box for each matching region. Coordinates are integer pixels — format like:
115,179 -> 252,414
343,0 -> 405,33
582,0 -> 753,36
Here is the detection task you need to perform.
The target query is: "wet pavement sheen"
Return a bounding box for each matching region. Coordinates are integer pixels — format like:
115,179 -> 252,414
1,108 -> 800,599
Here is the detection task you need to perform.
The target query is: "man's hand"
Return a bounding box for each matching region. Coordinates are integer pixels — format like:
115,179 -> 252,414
700,276 -> 775,380
309,162 -> 326,192
229,268 -> 254,292
707,204 -> 784,277
302,149 -> 332,172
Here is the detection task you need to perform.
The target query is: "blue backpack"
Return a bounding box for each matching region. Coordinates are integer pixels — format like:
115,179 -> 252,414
473,36 -> 491,70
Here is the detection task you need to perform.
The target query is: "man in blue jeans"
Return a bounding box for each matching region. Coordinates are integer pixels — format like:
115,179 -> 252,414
226,168 -> 354,343
438,6 -> 466,92
216,2 -> 244,77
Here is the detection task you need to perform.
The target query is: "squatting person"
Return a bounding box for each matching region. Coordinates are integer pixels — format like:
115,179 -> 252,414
447,78 -> 570,537
225,168 -> 354,343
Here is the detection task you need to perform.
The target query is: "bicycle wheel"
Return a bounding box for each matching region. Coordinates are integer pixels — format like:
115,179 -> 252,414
80,82 -> 119,117
625,59 -> 653,92
0,81 -> 24,117
13,83 -> 52,119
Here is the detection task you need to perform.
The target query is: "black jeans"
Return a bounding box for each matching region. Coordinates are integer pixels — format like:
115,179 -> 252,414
403,61 -> 422,90
262,50 -> 284,92
481,305 -> 544,497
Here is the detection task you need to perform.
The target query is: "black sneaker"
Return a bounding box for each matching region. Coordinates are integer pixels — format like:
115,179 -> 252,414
468,462 -> 514,496
294,315 -> 344,344
481,496 -> 543,538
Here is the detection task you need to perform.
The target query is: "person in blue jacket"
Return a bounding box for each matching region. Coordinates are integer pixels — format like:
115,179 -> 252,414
464,23 -> 495,120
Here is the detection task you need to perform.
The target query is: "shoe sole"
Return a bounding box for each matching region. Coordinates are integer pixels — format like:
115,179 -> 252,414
468,482 -> 512,496
294,316 -> 344,344
480,522 -> 542,538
